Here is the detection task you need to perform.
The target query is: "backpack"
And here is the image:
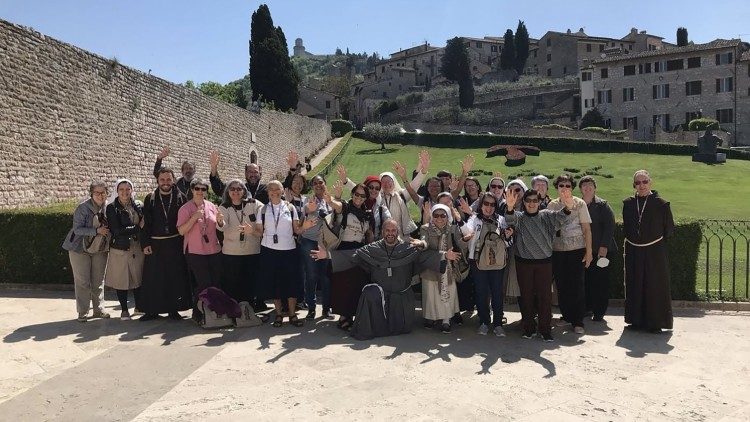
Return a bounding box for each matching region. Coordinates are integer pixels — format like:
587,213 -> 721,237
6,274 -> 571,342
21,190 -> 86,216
319,211 -> 344,250
474,224 -> 507,271
234,301 -> 262,327
450,230 -> 470,282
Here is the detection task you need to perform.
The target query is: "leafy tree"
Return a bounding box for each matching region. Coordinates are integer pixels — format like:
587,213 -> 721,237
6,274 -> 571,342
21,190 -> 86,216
500,29 -> 515,70
514,21 -> 529,74
677,27 -> 688,47
441,37 -> 474,108
249,4 -> 299,110
580,108 -> 606,129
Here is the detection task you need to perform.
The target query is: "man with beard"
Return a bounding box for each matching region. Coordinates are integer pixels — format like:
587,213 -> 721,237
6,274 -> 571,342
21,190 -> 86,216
153,146 -> 196,199
209,151 -> 268,204
311,219 -> 461,340
138,167 -> 193,320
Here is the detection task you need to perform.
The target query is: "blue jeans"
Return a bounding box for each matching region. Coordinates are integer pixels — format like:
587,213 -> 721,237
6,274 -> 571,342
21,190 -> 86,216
471,262 -> 505,326
300,237 -> 331,310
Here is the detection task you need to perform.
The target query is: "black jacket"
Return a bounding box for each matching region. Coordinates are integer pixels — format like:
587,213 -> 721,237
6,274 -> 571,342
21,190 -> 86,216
106,199 -> 143,251
587,196 -> 617,253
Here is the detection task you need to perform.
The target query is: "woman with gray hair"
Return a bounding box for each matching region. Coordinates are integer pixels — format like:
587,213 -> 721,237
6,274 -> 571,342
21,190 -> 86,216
62,181 -> 111,322
218,179 -> 263,305
531,175 -> 552,209
104,179 -> 145,320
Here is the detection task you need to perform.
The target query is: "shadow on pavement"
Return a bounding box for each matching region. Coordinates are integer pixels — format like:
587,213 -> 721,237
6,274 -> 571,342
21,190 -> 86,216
615,327 -> 674,357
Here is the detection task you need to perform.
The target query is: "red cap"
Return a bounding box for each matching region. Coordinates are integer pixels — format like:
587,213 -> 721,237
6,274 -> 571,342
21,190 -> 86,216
364,175 -> 381,186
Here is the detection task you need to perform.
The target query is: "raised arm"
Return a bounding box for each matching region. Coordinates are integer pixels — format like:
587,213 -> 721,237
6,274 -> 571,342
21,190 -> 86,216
208,151 -> 225,196
451,154 -> 475,198
393,160 -> 421,204
153,146 -> 169,178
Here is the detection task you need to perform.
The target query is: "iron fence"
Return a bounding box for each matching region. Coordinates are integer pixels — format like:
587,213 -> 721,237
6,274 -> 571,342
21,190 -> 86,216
698,220 -> 750,301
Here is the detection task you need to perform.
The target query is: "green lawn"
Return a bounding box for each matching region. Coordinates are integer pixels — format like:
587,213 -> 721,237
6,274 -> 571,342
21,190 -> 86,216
336,137 -> 750,220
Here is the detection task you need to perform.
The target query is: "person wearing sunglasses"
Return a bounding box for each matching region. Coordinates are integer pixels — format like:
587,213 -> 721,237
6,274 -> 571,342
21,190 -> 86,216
622,170 -> 674,333
324,183 -> 374,331
217,179 -> 263,308
209,151 -> 268,204
531,175 -> 552,209
62,181 -> 111,322
460,192 -> 513,336
504,187 -> 574,342
139,168 -> 192,321
578,176 -> 617,322
547,173 -> 593,335
418,204 -> 466,333
177,178 -> 223,322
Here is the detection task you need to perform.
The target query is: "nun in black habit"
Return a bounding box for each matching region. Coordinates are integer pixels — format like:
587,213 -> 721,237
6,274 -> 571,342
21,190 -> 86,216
312,219 -> 461,340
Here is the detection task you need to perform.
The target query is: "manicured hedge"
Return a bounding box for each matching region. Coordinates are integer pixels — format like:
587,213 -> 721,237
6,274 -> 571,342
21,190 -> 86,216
330,119 -> 354,136
0,204 -> 702,302
352,131 -> 750,160
0,210 -> 73,284
688,118 -> 720,131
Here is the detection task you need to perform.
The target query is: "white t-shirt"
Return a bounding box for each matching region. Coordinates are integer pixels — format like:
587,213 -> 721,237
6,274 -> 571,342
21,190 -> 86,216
461,213 -> 507,259
257,201 -> 299,251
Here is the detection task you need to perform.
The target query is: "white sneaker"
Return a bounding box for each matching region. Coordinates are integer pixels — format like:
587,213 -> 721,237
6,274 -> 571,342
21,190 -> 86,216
477,323 -> 489,335
493,325 -> 506,337
574,326 -> 585,335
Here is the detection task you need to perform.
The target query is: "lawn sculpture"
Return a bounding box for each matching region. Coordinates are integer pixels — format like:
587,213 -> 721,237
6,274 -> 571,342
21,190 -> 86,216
486,145 -> 541,166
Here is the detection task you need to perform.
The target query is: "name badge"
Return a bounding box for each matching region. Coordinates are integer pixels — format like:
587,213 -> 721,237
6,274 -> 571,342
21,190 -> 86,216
387,267 -> 392,277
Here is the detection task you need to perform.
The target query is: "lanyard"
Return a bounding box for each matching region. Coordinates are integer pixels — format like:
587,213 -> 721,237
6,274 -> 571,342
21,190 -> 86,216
159,189 -> 174,222
636,195 -> 649,236
269,201 -> 283,234
231,203 -> 245,225
385,244 -> 396,277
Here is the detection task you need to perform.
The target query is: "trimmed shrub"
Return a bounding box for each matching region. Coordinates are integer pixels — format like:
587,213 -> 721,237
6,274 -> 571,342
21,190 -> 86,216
582,126 -> 627,135
330,119 -> 353,136
688,118 -> 720,132
532,124 -> 573,130
351,131 -> 750,160
362,123 -> 403,141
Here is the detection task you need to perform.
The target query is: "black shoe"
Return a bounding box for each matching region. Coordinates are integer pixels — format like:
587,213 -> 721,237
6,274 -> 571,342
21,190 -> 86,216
423,319 -> 434,329
168,312 -> 183,320
139,313 -> 159,321
592,315 -> 604,322
305,310 -> 316,320
522,331 -> 536,339
440,323 -> 451,333
450,313 -> 464,326
541,333 -> 554,342
254,301 -> 269,312
322,309 -> 332,319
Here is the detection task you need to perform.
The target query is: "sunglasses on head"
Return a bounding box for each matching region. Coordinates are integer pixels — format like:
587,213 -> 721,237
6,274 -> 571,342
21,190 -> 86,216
368,185 -> 381,191
228,187 -> 244,192
193,186 -> 208,192
353,192 -> 367,199
634,180 -> 650,186
432,213 -> 448,219
490,184 -> 504,189
557,183 -> 572,188
482,201 -> 497,207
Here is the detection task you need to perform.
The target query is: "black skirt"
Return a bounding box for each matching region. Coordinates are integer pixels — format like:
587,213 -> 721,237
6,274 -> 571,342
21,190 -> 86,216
139,236 -> 192,314
258,246 -> 303,300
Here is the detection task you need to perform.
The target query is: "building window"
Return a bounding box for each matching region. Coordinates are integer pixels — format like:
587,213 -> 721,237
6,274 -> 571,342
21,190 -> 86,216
491,45 -> 497,52
652,114 -> 670,130
398,84 -> 402,90
715,52 -> 733,65
325,100 -> 331,109
533,50 -> 537,58
716,108 -> 733,123
546,38 -> 551,47
685,80 -> 702,96
653,83 -> 670,99
599,44 -> 605,52
716,77 -> 733,93
685,111 -> 700,124
629,45 -> 633,51
563,66 -> 567,74
383,92 -> 388,98
581,71 -> 592,81
381,66 -> 385,73
644,62 -> 652,73
586,43 -> 592,52
399,70 -> 403,77
654,60 -> 667,72
601,68 -> 608,79
687,57 -> 701,68
622,87 -> 635,102
546,68 -> 551,77
476,41 -> 482,48
597,90 -> 612,104
624,65 -> 636,76
623,117 -> 638,130
546,54 -> 551,62
604,118 -> 611,128
666,59 -> 684,71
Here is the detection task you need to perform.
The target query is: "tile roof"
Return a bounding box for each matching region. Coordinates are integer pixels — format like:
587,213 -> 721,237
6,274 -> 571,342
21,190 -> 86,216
593,39 -> 742,64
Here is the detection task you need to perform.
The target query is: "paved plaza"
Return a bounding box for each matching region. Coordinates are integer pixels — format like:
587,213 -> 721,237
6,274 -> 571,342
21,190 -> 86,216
0,289 -> 748,421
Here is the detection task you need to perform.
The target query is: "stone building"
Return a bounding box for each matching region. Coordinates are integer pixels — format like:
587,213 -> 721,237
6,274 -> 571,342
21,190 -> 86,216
529,28 -> 667,78
296,86 -> 341,120
579,39 -> 749,145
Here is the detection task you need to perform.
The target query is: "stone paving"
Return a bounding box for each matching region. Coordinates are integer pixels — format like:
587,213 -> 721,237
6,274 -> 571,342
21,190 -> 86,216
0,289 -> 748,421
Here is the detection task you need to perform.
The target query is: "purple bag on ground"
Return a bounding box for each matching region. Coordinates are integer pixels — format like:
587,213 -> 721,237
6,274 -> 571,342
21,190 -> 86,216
197,287 -> 241,318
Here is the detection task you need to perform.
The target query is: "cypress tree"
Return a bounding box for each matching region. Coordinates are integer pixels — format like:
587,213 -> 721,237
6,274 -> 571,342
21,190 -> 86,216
500,29 -> 516,71
249,4 -> 299,110
441,37 -> 474,108
514,21 -> 530,74
677,27 -> 688,47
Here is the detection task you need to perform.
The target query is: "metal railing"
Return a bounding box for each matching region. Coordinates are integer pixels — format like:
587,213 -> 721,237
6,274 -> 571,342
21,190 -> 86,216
698,220 -> 750,301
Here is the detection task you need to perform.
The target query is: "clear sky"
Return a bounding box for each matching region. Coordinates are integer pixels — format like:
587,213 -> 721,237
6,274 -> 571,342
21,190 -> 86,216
1,0 -> 748,85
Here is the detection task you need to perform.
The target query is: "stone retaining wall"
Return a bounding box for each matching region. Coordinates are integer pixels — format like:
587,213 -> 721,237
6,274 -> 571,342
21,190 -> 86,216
0,19 -> 330,208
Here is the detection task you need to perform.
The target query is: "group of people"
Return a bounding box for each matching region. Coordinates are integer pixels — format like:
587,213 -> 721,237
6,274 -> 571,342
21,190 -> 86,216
63,145 -> 675,341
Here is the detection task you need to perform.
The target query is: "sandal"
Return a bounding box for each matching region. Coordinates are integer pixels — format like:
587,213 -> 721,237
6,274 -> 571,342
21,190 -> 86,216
337,318 -> 352,331
288,314 -> 304,327
272,315 -> 283,327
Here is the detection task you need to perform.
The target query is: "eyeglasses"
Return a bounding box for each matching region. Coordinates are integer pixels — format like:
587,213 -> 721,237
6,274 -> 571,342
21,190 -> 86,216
432,213 -> 448,219
524,198 -> 540,204
490,184 -> 504,189
228,187 -> 244,192
92,191 -> 107,196
353,192 -> 367,199
193,186 -> 208,192
634,180 -> 650,186
557,183 -> 572,188
368,185 -> 381,191
482,201 -> 497,207
312,180 -> 325,186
